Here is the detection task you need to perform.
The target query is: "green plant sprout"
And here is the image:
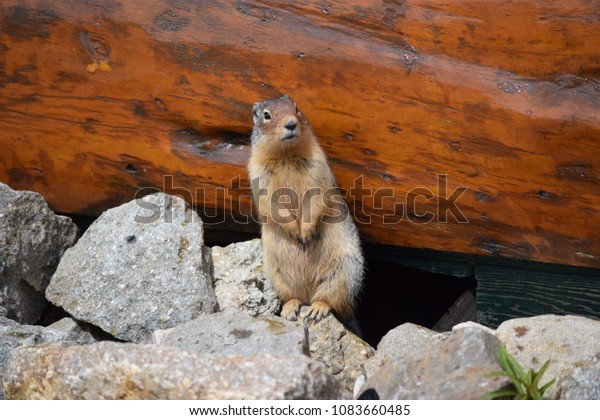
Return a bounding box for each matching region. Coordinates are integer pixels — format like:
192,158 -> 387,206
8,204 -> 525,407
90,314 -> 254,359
482,344 -> 556,400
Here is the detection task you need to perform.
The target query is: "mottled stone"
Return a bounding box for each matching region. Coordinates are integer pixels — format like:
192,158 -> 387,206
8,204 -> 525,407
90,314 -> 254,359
557,358 -> 600,400
46,193 -> 218,343
212,239 -> 280,316
360,327 -> 509,399
0,183 -> 78,324
47,317 -> 96,344
496,315 -> 600,399
153,309 -> 308,356
299,309 -> 374,398
0,316 -> 93,399
3,342 -> 341,399
363,323 -> 447,383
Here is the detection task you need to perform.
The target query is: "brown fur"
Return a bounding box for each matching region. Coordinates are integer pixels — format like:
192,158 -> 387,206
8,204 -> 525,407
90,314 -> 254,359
248,95 -> 363,323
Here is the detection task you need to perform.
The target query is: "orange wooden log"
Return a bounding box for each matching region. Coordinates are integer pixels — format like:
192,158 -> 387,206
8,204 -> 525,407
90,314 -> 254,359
1,0 -> 599,268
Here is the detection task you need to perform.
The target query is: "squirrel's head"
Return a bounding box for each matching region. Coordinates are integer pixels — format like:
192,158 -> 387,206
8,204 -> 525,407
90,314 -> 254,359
251,95 -> 310,147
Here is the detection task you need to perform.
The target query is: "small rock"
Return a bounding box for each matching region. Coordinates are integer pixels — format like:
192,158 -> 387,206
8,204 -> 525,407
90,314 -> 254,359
212,239 -> 280,316
299,309 -> 374,398
3,342 -> 341,399
452,321 -> 496,335
496,315 -> 600,399
0,183 -> 78,324
153,309 -> 308,356
46,193 -> 218,343
360,327 -> 509,399
47,317 -> 96,344
0,316 -> 93,399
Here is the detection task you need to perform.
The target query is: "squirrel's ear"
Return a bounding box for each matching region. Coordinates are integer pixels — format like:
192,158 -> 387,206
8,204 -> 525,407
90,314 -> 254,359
297,108 -> 308,125
252,103 -> 260,124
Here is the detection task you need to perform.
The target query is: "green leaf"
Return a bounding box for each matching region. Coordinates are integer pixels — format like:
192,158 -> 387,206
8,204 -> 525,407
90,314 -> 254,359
530,387 -> 542,400
505,351 -> 528,383
481,389 -> 518,400
498,346 -> 510,368
539,378 -> 556,396
500,354 -> 519,380
486,370 -> 512,379
487,345 -> 557,400
532,360 -> 551,388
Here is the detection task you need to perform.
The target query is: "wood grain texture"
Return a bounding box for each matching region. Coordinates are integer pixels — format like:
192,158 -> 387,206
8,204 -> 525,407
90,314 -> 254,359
1,0 -> 599,267
476,264 -> 600,327
432,289 -> 477,332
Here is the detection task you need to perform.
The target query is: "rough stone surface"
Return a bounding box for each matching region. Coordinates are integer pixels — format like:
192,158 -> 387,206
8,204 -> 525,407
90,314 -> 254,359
496,315 -> 600,399
298,309 -> 374,398
363,323 -> 447,385
0,316 -> 93,399
153,309 -> 308,356
0,183 -> 78,324
557,358 -> 600,400
360,327 -> 510,399
212,239 -> 280,316
3,342 -> 341,399
47,317 -> 96,344
46,193 -> 218,343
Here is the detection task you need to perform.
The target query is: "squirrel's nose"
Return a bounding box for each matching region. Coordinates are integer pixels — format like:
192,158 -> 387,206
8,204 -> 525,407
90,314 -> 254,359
284,120 -> 298,131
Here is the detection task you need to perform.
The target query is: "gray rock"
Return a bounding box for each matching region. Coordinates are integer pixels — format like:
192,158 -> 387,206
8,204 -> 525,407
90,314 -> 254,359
0,316 -> 93,399
298,309 -> 374,398
46,193 -> 218,343
360,327 -> 509,399
0,183 -> 78,324
153,309 -> 308,356
363,323 -> 447,384
557,358 -> 600,400
496,315 -> 600,399
3,342 -> 341,399
212,239 -> 280,316
47,317 -> 96,344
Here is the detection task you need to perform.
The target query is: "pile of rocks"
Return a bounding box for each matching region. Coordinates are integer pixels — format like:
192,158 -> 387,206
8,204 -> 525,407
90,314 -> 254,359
357,317 -> 600,399
1,183 -> 598,399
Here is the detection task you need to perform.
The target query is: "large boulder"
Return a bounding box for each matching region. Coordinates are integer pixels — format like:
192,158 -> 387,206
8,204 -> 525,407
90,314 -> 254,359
153,309 -> 308,356
3,342 -> 341,399
496,315 -> 600,399
0,183 -> 78,324
0,316 -> 93,399
45,193 -> 218,343
362,323 -> 447,383
211,239 -> 280,316
359,325 -> 509,399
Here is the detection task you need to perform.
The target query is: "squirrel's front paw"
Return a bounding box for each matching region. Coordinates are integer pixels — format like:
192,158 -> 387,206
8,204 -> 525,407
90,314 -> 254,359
280,299 -> 302,321
294,225 -> 319,246
304,301 -> 331,324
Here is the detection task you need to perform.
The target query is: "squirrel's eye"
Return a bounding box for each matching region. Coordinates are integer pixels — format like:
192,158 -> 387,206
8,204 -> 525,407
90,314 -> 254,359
263,111 -> 271,120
